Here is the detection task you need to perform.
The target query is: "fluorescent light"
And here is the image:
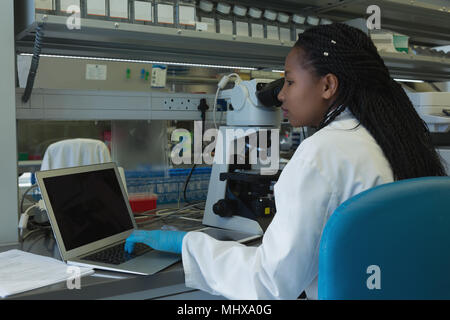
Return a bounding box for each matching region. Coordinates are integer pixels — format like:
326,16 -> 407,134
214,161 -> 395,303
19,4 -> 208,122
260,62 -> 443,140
19,53 -> 258,71
272,70 -> 284,73
394,78 -> 424,83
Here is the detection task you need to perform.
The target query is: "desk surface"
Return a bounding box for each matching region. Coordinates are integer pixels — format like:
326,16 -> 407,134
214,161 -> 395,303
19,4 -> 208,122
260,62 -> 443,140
0,211 -> 227,300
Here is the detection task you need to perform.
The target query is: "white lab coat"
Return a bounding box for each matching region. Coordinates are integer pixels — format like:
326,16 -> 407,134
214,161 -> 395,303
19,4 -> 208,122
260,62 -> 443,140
41,138 -> 111,171
181,109 -> 394,299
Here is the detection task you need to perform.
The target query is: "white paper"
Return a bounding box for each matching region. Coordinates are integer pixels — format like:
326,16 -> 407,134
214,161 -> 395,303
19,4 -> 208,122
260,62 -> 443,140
35,0 -> 53,10
17,55 -> 32,89
219,19 -> 233,35
134,1 -> 153,22
109,0 -> 128,18
267,25 -> 279,40
87,0 -> 106,16
179,5 -> 195,26
251,23 -> 263,39
60,0 -> 80,12
151,65 -> 167,88
86,64 -> 107,80
195,22 -> 208,32
157,3 -> 174,24
0,250 -> 93,298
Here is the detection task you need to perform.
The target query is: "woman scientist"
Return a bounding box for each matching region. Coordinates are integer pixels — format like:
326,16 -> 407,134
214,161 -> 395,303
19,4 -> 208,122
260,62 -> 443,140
124,23 -> 446,299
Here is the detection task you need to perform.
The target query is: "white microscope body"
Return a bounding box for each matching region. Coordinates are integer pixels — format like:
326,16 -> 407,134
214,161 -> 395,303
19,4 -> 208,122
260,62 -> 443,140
203,77 -> 283,235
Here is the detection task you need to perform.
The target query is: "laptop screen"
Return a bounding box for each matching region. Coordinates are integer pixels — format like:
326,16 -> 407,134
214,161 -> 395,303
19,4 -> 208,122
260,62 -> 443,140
42,168 -> 134,251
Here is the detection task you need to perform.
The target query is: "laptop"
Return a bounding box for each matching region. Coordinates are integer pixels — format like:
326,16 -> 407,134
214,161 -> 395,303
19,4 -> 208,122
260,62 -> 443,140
36,162 -> 260,275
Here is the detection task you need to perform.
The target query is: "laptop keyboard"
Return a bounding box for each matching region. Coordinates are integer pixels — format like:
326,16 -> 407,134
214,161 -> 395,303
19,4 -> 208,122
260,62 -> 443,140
81,242 -> 151,265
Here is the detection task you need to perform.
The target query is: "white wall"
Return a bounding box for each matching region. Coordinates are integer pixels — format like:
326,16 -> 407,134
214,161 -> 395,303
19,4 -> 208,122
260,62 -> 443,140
0,0 -> 19,245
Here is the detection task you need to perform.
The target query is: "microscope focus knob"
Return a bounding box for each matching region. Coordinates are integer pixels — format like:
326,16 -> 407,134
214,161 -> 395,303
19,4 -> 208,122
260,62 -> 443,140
213,200 -> 236,218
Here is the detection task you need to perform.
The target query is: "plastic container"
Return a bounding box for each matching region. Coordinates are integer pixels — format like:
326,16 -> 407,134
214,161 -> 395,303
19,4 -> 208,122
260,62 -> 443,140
176,0 -> 196,30
233,3 -> 248,37
393,34 -> 409,53
125,167 -> 211,204
216,2 -> 233,36
198,0 -> 213,12
35,0 -> 56,14
128,193 -> 157,213
108,0 -> 130,22
133,0 -> 154,25
155,0 -> 175,26
248,8 -> 263,39
263,9 -> 278,40
83,0 -> 106,20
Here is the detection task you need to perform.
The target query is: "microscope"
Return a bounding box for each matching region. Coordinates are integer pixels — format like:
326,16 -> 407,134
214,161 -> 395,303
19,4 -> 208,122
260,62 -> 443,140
203,76 -> 285,235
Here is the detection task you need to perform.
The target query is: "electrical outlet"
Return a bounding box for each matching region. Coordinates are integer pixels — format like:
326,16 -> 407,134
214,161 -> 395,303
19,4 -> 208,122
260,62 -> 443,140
163,97 -> 200,111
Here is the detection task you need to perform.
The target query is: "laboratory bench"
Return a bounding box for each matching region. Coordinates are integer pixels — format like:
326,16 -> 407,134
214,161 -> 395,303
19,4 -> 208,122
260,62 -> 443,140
0,210 -> 229,300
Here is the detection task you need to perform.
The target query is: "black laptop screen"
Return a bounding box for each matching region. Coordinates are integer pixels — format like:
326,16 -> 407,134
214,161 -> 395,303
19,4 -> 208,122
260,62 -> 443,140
43,168 -> 134,251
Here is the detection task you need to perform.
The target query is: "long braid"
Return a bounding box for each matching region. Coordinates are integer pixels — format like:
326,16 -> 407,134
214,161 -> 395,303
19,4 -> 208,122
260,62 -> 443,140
294,23 -> 446,180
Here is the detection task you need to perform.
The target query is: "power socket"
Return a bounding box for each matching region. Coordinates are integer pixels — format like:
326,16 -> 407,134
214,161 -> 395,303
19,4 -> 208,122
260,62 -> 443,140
163,98 -> 200,111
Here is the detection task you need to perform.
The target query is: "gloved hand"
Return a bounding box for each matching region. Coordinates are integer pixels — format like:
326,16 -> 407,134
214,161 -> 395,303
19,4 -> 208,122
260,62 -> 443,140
124,230 -> 187,254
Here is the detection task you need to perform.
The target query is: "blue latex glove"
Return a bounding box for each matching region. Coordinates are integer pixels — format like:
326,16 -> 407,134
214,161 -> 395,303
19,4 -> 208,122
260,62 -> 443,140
124,230 -> 187,254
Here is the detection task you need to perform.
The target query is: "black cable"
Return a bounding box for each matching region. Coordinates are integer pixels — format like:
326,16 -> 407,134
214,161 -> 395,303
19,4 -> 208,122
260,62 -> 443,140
22,23 -> 45,103
183,99 -> 209,203
183,164 -> 197,204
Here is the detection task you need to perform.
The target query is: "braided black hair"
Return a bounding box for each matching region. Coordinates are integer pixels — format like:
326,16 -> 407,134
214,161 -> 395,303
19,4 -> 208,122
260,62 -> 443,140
294,23 -> 446,180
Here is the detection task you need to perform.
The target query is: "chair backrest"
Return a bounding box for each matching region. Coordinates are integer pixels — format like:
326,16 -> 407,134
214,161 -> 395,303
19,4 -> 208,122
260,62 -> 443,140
318,176 -> 450,300
40,138 -> 111,171
40,138 -> 128,195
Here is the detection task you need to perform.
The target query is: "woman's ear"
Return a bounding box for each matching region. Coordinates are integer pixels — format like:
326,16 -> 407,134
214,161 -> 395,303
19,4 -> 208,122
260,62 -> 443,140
321,73 -> 339,100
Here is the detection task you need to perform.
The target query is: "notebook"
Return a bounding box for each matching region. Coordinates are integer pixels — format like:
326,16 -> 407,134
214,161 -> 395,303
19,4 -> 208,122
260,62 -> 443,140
36,162 -> 259,276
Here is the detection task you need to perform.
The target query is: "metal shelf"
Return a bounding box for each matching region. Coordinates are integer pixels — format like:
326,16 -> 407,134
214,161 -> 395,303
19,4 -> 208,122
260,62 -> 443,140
314,0 -> 450,47
15,14 -> 292,70
239,0 -> 450,47
15,12 -> 450,81
15,0 -> 450,82
380,51 -> 450,82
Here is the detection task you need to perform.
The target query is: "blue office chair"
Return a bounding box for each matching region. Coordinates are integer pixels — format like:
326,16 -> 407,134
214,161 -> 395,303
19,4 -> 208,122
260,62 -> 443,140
318,176 -> 450,299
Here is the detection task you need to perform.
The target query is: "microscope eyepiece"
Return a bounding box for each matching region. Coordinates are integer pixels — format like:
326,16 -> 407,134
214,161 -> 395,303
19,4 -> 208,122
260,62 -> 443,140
256,78 -> 284,108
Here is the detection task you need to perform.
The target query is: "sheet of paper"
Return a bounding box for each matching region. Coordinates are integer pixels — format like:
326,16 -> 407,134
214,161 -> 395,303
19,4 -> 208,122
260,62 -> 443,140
151,64 -> 167,88
17,55 -> 32,89
86,64 -> 107,80
0,250 -> 93,298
